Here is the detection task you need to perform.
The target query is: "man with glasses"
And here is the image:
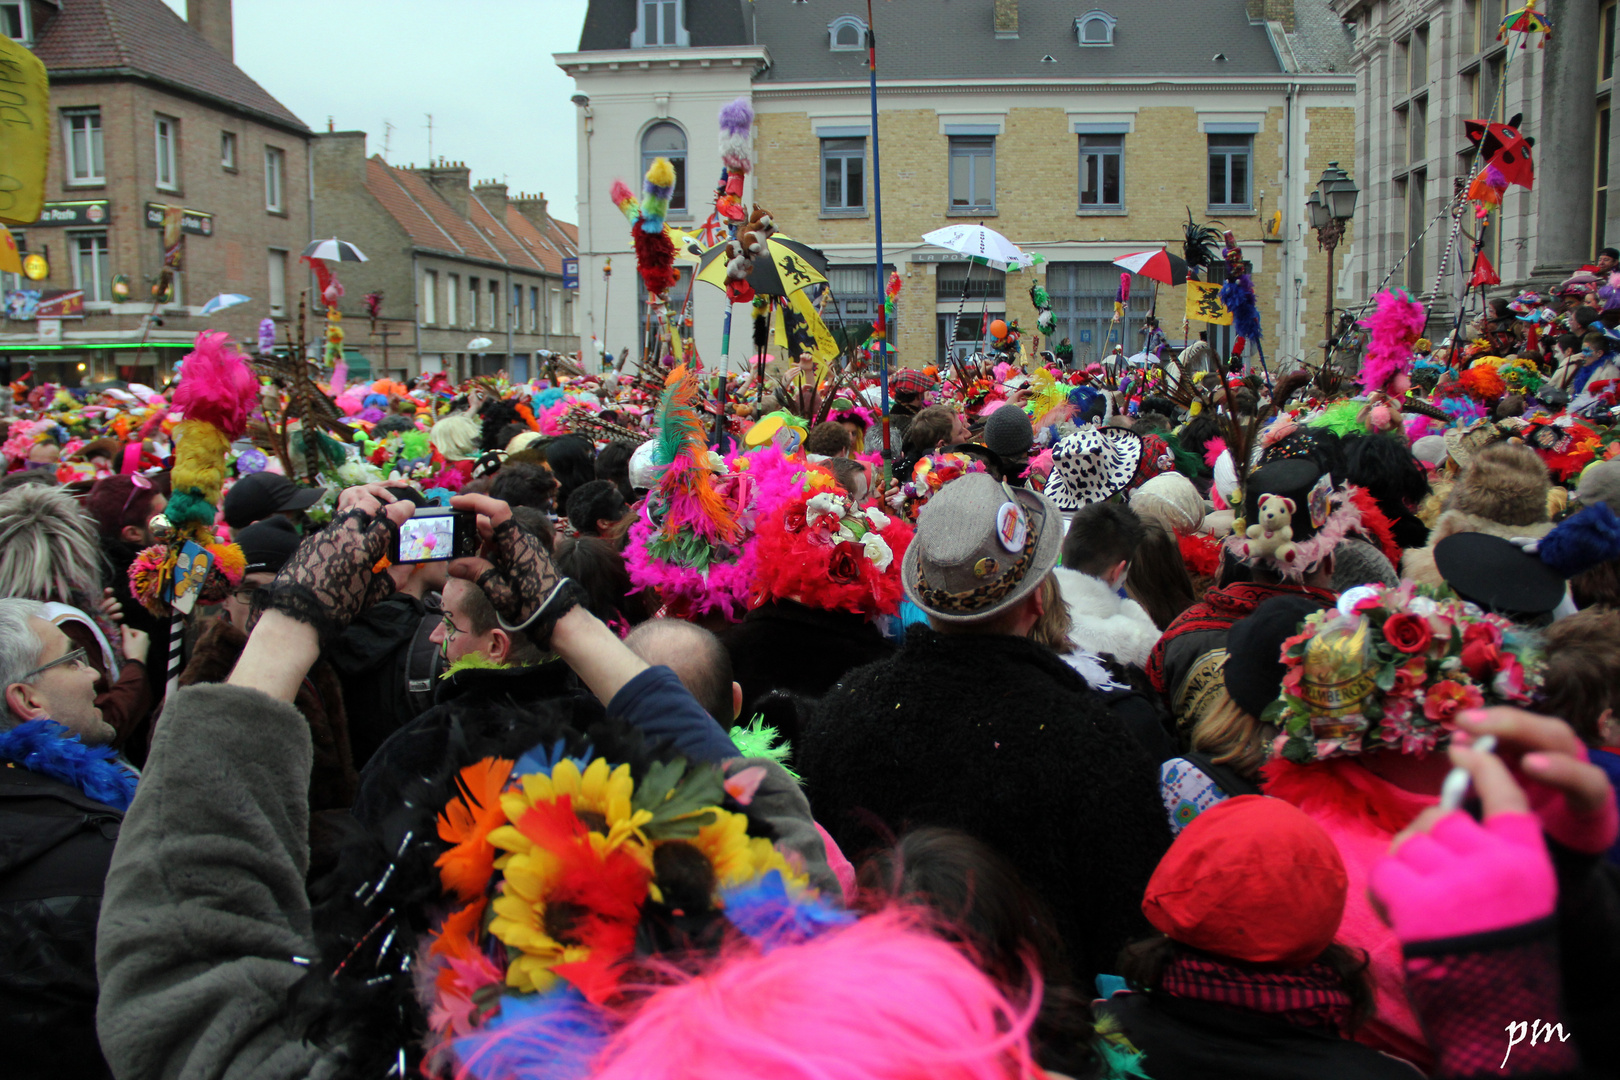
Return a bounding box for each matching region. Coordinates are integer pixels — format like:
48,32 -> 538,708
0,597 -> 129,1077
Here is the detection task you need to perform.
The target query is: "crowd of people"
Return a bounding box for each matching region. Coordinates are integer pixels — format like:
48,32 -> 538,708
0,259 -> 1619,1080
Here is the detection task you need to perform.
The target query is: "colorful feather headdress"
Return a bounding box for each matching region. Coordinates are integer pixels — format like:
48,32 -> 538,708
1357,289 -> 1426,395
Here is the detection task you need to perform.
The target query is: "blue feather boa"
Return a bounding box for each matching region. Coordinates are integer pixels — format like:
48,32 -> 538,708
0,719 -> 136,811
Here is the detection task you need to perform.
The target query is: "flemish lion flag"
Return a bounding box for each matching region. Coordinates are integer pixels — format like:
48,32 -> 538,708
1186,281 -> 1233,326
775,287 -> 839,366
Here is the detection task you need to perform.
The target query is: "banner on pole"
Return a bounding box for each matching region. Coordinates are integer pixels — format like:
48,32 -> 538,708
1186,281 -> 1233,326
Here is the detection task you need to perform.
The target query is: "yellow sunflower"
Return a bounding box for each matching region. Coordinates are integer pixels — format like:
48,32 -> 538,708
489,757 -> 654,868
684,806 -> 811,892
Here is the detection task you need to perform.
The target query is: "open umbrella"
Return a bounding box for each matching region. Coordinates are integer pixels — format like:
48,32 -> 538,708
1113,248 -> 1189,286
921,223 -> 1023,270
301,237 -> 368,262
199,293 -> 251,316
695,234 -> 828,297
467,337 -> 494,351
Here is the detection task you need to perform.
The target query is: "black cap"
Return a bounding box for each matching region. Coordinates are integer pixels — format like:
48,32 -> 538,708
234,516 -> 302,575
1433,532 -> 1566,620
1224,594 -> 1333,718
223,471 -> 322,529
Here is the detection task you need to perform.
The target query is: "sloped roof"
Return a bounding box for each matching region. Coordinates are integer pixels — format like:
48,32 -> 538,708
365,157 -> 578,275
31,0 -> 308,131
756,0 -> 1282,81
579,0 -> 750,50
1285,0 -> 1354,73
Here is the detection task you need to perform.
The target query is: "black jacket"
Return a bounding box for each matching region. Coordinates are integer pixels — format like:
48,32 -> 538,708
797,628 -> 1171,984
329,592 -> 443,770
0,765 -> 121,1079
720,600 -> 895,737
100,538 -> 170,764
1094,993 -> 1421,1080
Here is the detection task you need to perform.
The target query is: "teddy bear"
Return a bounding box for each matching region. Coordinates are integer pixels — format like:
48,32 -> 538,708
1242,492 -> 1298,565
724,205 -> 777,304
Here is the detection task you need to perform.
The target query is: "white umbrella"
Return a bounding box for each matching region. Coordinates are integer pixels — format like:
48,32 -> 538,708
921,223 -> 1023,270
467,337 -> 494,351
199,292 -> 250,315
301,237 -> 368,262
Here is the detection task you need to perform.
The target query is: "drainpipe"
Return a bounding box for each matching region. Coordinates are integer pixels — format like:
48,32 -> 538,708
412,251 -> 423,376
1285,80 -> 1297,361
505,268 -> 515,374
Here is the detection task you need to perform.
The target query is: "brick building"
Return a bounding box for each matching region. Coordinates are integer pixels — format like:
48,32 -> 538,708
1,0 -> 311,385
557,0 -> 1356,371
311,132 -> 581,382
1332,0 -> 1620,322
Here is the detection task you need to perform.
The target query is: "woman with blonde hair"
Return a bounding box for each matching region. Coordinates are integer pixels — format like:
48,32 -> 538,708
0,484 -> 151,747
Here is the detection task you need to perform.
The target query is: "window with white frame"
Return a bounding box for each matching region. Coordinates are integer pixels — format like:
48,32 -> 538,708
530,286 -> 540,332
633,0 -> 686,47
155,115 -> 179,191
422,268 -> 439,325
1075,10 -> 1116,46
447,274 -> 460,326
1077,133 -> 1124,209
641,122 -> 688,213
469,277 -> 481,328
73,232 -> 110,302
265,146 -> 285,212
821,137 -> 866,211
949,136 -> 996,211
1207,133 -> 1253,210
63,110 -> 105,186
1,2 -> 31,44
829,14 -> 866,50
488,280 -> 499,330
221,131 -> 238,170
268,249 -> 288,316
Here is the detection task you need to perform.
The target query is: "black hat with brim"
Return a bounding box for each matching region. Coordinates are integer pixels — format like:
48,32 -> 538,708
1433,532 -> 1566,619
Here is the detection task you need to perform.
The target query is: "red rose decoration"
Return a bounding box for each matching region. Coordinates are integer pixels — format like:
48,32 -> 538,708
1460,637 -> 1503,682
1383,613 -> 1434,654
784,505 -> 807,532
1424,679 -> 1484,729
827,541 -> 864,585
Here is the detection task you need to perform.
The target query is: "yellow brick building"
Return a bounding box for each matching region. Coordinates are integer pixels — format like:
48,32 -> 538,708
559,0 -> 1358,371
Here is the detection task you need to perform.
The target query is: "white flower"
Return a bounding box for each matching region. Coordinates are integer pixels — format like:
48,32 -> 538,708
806,492 -> 846,521
1407,595 -> 1438,618
863,533 -> 894,572
865,508 -> 891,531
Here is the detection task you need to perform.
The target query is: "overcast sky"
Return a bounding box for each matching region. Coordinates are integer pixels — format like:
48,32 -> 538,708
162,0 -> 589,220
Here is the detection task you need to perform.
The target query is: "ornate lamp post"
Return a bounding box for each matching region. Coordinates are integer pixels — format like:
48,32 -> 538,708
1308,161 -> 1359,366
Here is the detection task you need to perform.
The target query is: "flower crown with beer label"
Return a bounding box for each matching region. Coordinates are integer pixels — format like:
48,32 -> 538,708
1268,581 -> 1542,763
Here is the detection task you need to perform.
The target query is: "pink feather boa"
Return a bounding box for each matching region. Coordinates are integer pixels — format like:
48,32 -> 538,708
1357,290 -> 1426,395
172,331 -> 258,438
1223,482 -> 1368,579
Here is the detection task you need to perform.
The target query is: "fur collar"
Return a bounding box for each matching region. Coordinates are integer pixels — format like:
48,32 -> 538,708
1054,567 -> 1162,669
1401,511 -> 1557,587
0,719 -> 135,811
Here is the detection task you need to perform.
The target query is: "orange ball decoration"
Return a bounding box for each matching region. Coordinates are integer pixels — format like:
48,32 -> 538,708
989,319 -> 1008,340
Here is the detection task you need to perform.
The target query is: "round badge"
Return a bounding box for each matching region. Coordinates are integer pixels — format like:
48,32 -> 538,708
974,557 -> 998,578
995,501 -> 1028,553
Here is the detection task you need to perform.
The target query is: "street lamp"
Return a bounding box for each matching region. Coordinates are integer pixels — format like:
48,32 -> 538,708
1309,161 -> 1359,366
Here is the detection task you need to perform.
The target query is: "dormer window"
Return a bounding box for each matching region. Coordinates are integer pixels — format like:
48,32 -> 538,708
829,15 -> 867,51
1075,10 -> 1117,46
2,1 -> 33,45
632,0 -> 688,48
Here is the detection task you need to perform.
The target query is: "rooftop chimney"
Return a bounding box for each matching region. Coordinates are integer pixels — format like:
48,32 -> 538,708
413,160 -> 472,219
474,179 -> 510,220
187,0 -> 234,61
511,191 -> 551,234
1246,0 -> 1296,31
994,0 -> 1018,38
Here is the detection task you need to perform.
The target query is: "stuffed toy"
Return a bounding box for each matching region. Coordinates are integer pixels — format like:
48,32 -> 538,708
1242,493 -> 1297,565
723,205 -> 777,304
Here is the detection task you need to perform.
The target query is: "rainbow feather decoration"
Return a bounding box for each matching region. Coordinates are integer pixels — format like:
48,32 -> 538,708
609,180 -> 637,222
640,158 -> 676,234
718,98 -> 754,173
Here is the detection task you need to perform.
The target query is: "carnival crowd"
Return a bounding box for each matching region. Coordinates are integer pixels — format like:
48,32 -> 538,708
2,257 -> 1620,1080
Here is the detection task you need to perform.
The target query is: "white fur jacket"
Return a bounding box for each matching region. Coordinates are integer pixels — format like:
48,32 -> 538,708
1054,567 -> 1163,670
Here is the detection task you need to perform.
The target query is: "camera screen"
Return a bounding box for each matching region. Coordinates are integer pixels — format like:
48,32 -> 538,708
398,514 -> 456,561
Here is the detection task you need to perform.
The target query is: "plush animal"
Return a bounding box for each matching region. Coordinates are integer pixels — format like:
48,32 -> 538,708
1243,492 -> 1298,565
724,205 -> 777,303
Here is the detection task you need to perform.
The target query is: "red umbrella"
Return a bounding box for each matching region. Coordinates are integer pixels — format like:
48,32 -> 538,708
1114,248 -> 1190,286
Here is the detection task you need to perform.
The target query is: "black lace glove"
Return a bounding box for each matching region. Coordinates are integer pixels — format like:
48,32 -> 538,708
474,518 -> 586,648
262,508 -> 398,644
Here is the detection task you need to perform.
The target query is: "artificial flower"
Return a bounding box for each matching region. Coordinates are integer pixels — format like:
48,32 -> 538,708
1423,680 -> 1483,729
1383,613 -> 1434,654
827,541 -> 864,584
862,533 -> 894,573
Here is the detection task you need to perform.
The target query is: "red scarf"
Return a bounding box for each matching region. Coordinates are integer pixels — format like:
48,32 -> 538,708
1160,953 -> 1353,1034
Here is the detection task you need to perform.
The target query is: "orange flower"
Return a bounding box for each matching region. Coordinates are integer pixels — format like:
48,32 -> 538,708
435,757 -> 514,901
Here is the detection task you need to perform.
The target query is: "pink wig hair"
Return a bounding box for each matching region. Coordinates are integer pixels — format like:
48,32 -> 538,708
590,913 -> 1040,1080
1357,289 -> 1426,395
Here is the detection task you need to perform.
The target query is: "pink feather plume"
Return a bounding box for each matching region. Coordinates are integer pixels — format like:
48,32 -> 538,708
1356,289 -> 1427,395
1203,436 -> 1228,469
173,330 -> 258,438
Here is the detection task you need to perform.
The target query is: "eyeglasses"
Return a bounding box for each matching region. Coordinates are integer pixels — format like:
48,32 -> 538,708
18,647 -> 88,683
440,613 -> 470,639
231,586 -> 264,607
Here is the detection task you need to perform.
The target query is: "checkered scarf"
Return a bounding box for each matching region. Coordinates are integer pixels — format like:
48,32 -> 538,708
1159,953 -> 1353,1034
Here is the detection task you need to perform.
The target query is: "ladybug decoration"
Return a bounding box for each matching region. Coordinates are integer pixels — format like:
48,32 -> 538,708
1464,113 -> 1535,191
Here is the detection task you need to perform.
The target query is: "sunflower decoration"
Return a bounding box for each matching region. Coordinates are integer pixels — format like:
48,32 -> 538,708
418,740 -> 832,1069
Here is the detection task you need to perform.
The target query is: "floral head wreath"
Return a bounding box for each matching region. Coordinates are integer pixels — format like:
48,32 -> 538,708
1269,581 -> 1542,763
751,471 -> 912,616
899,452 -> 988,522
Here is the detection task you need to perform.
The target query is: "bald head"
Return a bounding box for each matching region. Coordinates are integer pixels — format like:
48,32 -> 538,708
624,618 -> 738,725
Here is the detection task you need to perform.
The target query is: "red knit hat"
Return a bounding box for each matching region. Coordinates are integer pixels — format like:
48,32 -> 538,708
1142,795 -> 1347,965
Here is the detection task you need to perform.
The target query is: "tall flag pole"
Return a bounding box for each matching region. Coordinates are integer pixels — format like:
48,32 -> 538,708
866,0 -> 891,478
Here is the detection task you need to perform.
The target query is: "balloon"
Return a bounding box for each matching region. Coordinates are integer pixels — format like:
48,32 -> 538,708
989,319 -> 1008,340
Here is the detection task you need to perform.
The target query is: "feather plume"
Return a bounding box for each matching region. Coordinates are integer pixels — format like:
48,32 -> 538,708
631,224 -> 679,297
1357,289 -> 1427,394
609,179 -> 638,222
640,158 -> 676,233
718,97 -> 755,172
173,330 -> 258,438
1219,266 -> 1263,343
435,757 -> 514,902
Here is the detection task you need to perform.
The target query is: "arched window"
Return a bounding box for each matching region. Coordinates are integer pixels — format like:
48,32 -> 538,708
640,122 -> 687,213
829,15 -> 866,51
1075,10 -> 1116,46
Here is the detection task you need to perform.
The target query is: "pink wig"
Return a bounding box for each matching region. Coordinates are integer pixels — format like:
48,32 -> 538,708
1357,290 -> 1426,395
591,913 -> 1040,1080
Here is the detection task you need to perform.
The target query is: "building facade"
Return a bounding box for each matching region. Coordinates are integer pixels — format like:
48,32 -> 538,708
311,133 -> 581,382
559,0 -> 1358,372
1,0 -> 312,385
1333,0 -> 1620,323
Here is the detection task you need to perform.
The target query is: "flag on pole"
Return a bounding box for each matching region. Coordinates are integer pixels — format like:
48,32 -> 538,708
1186,281 -> 1234,325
